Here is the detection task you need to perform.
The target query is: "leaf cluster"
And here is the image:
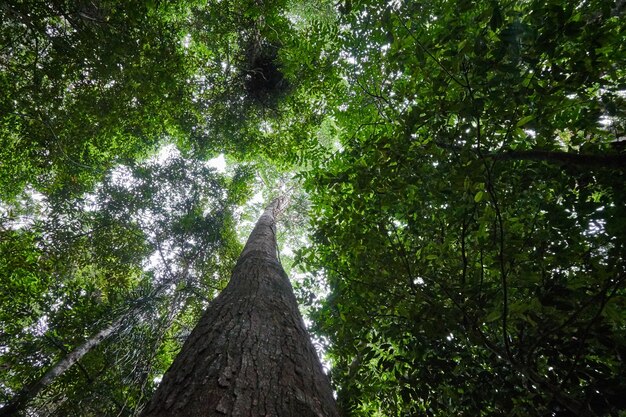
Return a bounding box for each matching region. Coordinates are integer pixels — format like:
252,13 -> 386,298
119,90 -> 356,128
301,0 -> 626,415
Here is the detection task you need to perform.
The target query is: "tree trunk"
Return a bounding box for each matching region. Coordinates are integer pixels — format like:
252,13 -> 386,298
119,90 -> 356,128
140,198 -> 339,417
0,318 -> 124,417
0,282 -> 169,417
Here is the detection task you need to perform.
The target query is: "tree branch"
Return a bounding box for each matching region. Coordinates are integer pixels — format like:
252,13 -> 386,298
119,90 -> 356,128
488,150 -> 626,169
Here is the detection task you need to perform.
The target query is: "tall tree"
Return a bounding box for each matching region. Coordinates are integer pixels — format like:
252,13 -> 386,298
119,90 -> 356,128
0,152 -> 246,416
140,197 -> 338,417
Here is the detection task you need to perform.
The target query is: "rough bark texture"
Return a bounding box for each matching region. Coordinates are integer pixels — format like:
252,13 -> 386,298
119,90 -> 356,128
141,199 -> 339,417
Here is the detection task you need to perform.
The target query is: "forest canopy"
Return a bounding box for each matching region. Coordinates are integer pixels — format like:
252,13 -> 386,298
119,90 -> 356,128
1,0 -> 625,416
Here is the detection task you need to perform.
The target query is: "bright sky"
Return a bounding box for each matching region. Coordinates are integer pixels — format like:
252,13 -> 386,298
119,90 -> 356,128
206,153 -> 226,173
154,144 -> 227,173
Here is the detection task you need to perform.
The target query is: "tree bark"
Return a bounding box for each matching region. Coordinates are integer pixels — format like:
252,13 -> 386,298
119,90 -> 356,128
140,198 -> 339,417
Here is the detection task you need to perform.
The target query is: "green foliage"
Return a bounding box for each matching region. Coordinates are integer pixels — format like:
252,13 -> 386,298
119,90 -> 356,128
0,149 -> 244,415
0,0 -> 201,200
2,0 -> 626,415
301,0 -> 626,415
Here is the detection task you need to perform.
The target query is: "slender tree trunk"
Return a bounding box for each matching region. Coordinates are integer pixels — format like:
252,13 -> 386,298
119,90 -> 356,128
140,198 -> 339,417
0,318 -> 124,417
0,282 -> 170,417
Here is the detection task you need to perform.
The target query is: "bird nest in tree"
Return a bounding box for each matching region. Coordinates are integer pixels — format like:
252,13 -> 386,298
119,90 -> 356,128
241,40 -> 290,108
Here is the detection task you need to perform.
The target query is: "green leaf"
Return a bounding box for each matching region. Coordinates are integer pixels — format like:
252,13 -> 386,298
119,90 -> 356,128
485,310 -> 501,322
516,115 -> 535,127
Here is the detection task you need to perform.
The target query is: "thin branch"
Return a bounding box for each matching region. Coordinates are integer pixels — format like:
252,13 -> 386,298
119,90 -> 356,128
563,275 -> 624,385
44,335 -> 93,383
487,149 -> 626,169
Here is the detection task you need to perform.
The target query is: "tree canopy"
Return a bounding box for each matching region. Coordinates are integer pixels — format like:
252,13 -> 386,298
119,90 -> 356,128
1,0 -> 625,416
